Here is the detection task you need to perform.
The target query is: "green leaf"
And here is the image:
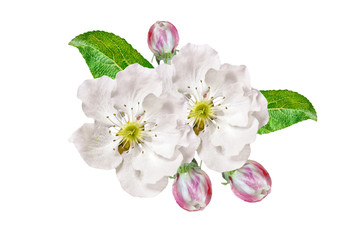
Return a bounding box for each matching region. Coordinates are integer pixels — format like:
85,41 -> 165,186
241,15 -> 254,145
258,90 -> 317,134
69,31 -> 153,79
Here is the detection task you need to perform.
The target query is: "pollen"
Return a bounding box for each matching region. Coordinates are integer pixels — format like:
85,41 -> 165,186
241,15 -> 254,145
116,121 -> 144,154
188,99 -> 215,135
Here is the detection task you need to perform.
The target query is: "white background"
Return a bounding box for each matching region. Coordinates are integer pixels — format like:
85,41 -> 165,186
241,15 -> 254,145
1,0 -> 359,239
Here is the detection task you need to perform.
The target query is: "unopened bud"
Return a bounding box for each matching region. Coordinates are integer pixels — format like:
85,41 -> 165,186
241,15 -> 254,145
172,160 -> 212,211
147,21 -> 179,64
223,160 -> 271,202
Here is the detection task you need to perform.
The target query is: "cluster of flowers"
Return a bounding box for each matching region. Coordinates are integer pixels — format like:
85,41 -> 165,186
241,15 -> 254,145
72,21 -> 272,211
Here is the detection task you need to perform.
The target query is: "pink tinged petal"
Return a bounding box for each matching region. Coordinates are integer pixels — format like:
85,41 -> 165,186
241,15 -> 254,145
229,160 -> 272,202
70,123 -> 122,170
172,169 -> 212,212
171,43 -> 221,93
77,75 -> 117,125
116,159 -> 168,198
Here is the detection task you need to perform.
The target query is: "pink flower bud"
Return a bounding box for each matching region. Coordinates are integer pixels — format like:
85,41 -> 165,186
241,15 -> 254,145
147,21 -> 179,63
172,160 -> 212,211
223,160 -> 271,203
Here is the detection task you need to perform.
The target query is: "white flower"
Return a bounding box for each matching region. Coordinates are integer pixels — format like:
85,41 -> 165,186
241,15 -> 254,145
162,44 -> 269,172
71,64 -> 198,197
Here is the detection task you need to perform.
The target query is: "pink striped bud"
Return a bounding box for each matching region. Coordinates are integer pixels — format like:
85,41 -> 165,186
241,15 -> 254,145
223,160 -> 272,203
147,21 -> 179,64
172,160 -> 212,212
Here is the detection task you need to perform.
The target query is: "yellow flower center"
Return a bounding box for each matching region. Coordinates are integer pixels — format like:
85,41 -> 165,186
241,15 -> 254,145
117,121 -> 144,154
188,99 -> 214,135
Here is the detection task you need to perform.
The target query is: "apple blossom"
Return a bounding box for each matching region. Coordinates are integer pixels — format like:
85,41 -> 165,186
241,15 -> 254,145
71,64 -> 197,197
159,43 -> 269,173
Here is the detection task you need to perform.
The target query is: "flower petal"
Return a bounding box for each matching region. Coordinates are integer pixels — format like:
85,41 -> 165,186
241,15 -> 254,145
156,63 -> 177,94
131,147 -> 183,184
116,159 -> 168,197
250,89 -> 269,128
140,95 -> 182,159
206,64 -> 258,127
171,43 -> 221,93
111,64 -> 162,110
198,134 -> 251,172
142,92 -> 188,122
177,124 -> 200,164
77,76 -> 116,125
206,116 -> 259,156
71,123 -> 122,170
206,64 -> 251,99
